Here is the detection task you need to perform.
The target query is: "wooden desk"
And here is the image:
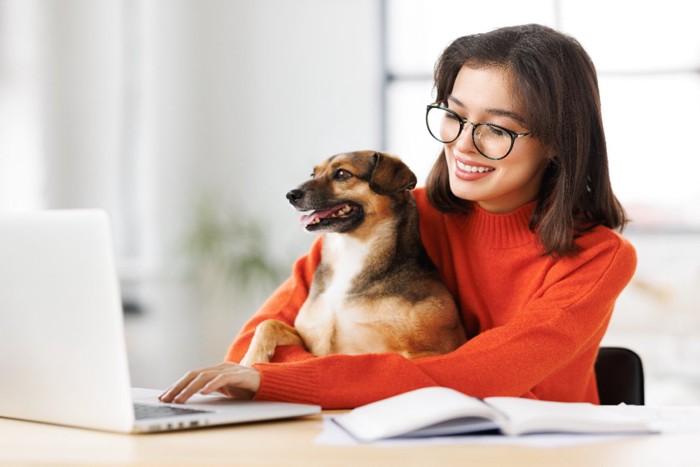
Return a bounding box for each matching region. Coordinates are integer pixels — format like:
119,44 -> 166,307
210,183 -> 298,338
1,412 -> 699,466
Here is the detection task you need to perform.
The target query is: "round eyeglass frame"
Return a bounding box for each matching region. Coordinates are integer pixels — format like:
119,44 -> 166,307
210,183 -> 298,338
425,104 -> 531,161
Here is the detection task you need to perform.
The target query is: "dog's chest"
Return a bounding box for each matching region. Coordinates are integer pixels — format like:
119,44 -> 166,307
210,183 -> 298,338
316,233 -> 372,296
295,235 -> 372,354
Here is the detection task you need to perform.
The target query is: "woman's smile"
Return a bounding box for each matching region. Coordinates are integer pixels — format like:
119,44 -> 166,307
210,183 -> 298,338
453,158 -> 496,182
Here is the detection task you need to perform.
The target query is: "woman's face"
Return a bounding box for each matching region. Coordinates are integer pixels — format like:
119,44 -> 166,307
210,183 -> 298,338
443,66 -> 550,213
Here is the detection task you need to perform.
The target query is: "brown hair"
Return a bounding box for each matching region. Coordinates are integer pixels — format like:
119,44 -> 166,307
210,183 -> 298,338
425,24 -> 627,256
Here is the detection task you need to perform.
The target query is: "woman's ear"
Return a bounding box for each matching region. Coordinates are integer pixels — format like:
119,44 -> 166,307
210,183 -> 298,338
369,152 -> 417,195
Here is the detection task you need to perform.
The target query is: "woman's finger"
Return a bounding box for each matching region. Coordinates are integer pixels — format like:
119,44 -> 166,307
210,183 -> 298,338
158,362 -> 260,403
159,367 -> 214,402
171,371 -> 219,404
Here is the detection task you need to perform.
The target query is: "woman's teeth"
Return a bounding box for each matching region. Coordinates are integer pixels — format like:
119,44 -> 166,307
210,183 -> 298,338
457,160 -> 495,173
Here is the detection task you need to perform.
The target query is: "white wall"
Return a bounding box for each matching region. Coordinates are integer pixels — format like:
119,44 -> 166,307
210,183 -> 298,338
130,0 -> 382,386
141,0 -> 381,270
40,0 -> 124,215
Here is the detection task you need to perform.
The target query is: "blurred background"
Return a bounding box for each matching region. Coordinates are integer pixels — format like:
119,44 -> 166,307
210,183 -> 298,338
1,0 -> 699,405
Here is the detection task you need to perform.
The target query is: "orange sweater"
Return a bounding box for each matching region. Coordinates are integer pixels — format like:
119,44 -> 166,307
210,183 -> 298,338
226,188 -> 637,409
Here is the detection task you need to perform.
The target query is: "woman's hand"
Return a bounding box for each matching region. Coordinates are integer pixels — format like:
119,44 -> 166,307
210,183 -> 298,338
158,362 -> 261,404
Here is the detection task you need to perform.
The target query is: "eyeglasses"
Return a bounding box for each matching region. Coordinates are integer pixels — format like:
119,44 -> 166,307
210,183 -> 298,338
425,104 -> 530,160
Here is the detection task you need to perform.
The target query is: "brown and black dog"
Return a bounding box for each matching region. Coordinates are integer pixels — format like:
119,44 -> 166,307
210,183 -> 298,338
240,151 -> 466,365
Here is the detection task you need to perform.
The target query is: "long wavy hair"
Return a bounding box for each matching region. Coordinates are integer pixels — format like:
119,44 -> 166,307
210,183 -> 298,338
426,24 -> 627,256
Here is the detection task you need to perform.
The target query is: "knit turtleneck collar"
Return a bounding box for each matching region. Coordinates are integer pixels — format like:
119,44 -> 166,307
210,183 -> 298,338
454,201 -> 538,249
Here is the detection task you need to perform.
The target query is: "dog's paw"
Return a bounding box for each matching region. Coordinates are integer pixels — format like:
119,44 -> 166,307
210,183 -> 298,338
240,351 -> 271,367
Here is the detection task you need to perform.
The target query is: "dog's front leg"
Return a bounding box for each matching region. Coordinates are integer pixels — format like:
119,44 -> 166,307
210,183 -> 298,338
240,319 -> 305,366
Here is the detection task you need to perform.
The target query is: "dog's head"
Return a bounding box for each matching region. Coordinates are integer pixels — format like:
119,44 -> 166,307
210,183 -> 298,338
286,150 -> 417,233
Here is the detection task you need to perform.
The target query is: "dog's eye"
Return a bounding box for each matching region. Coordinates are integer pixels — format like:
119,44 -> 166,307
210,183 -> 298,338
334,169 -> 353,181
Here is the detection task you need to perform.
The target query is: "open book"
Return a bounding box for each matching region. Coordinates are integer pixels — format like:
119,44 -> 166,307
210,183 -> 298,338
332,387 -> 656,442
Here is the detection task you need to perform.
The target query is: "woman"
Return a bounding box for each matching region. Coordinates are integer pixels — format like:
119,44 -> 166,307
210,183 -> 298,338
160,24 -> 636,408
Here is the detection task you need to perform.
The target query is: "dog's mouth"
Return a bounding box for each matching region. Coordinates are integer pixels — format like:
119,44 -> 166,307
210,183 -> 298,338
299,202 -> 363,232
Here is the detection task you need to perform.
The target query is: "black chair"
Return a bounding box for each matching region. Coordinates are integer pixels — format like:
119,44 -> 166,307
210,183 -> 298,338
594,346 -> 645,405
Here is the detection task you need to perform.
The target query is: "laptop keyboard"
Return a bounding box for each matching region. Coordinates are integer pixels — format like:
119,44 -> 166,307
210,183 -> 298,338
134,403 -> 211,420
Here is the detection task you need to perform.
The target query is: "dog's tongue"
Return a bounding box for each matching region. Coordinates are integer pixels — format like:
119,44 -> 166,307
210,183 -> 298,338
300,207 -> 340,226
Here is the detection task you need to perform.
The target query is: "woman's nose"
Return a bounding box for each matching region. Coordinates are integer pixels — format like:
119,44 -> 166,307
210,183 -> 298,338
454,125 -> 477,153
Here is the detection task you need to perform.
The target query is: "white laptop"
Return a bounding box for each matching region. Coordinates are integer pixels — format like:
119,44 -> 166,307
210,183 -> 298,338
0,210 -> 320,433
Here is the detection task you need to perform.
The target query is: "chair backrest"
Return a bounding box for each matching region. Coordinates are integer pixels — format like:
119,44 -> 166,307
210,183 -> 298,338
594,346 -> 645,405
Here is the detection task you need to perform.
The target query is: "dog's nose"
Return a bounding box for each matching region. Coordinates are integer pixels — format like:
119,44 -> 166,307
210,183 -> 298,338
286,189 -> 304,204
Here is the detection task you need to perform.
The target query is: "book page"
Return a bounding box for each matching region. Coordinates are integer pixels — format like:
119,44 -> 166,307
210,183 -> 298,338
333,387 -> 497,442
484,397 -> 655,435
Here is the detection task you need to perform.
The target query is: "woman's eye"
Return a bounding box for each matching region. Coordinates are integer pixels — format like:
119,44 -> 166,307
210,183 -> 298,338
334,169 -> 353,181
487,125 -> 506,137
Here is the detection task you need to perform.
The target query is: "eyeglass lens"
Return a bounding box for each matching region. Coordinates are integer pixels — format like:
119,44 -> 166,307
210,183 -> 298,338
427,106 -> 513,159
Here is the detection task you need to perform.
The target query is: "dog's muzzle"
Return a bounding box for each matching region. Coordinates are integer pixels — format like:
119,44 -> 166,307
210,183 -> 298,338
286,189 -> 304,206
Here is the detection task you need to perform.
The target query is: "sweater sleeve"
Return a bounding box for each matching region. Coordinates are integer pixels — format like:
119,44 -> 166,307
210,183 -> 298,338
251,232 -> 637,408
225,237 -> 323,363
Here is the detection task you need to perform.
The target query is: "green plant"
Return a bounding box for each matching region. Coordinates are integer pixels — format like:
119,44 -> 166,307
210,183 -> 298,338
185,196 -> 286,294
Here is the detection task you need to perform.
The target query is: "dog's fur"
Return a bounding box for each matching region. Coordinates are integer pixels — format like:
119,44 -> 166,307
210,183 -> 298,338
240,151 -> 466,365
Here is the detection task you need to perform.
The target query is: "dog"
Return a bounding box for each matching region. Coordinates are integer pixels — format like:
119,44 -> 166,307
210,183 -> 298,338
240,151 -> 466,365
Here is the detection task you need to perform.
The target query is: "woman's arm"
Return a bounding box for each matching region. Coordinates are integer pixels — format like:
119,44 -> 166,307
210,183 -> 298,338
250,233 -> 636,408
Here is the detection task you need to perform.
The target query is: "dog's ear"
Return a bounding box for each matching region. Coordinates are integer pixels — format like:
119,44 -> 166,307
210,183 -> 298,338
368,152 -> 417,195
